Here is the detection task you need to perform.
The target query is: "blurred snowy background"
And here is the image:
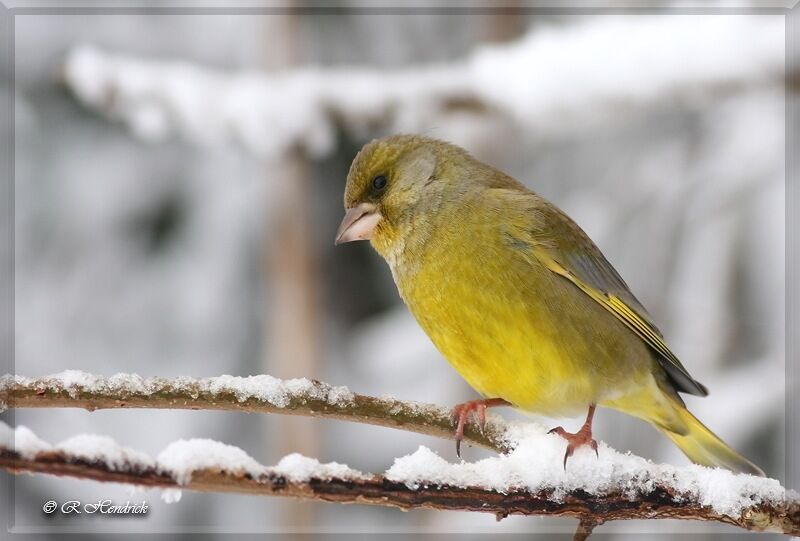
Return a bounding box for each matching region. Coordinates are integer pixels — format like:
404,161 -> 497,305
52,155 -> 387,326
3,5 -> 790,538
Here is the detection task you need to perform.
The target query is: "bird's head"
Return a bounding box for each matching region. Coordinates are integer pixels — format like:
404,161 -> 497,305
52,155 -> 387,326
335,134 -> 470,257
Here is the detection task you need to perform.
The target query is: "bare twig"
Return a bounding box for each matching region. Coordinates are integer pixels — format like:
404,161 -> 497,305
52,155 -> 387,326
573,516 -> 602,541
1,448 -> 797,536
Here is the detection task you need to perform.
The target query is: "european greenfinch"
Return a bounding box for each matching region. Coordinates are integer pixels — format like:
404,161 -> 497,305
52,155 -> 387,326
335,135 -> 763,476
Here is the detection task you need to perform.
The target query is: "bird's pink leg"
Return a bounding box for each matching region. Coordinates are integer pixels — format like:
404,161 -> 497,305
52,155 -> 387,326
450,398 -> 510,457
548,404 -> 599,469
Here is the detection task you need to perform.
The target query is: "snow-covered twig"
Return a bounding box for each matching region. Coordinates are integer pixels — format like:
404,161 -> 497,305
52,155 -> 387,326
0,422 -> 797,536
0,371 -> 511,453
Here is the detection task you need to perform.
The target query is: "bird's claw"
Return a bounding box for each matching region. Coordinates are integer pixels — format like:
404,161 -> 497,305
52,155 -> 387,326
548,425 -> 599,470
451,403 -> 477,458
450,400 -> 500,458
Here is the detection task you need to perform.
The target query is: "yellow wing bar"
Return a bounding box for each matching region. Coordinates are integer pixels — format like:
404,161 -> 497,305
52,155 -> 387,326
541,257 -> 687,377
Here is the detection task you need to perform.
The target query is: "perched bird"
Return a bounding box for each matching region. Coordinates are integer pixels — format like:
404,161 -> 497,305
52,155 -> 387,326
335,135 -> 763,476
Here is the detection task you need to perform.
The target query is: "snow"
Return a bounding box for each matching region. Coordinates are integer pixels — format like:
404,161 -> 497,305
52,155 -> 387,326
202,374 -> 301,406
0,422 -> 53,459
157,450 -> 366,503
62,15 -> 783,158
56,434 -> 156,471
470,15 -> 783,129
202,374 -> 354,408
5,371 -> 156,399
1,419 -> 366,487
47,369 -> 108,396
385,422 -> 790,518
155,443 -> 366,487
160,488 -> 183,504
156,438 -> 267,485
272,453 -> 367,483
4,371 -> 355,409
1,421 -> 154,470
1,418 -> 792,520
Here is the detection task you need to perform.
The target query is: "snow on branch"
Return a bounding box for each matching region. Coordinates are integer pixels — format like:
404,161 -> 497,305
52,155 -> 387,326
0,370 -> 511,453
62,15 -> 784,158
1,372 -> 799,536
0,421 -> 797,536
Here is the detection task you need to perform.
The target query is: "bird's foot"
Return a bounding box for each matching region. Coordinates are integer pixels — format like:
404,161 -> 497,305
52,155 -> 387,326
548,424 -> 599,469
450,398 -> 509,458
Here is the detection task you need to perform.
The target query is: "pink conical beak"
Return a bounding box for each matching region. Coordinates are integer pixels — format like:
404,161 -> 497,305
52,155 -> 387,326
335,203 -> 382,245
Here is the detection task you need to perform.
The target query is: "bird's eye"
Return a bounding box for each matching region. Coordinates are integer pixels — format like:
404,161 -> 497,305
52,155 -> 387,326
371,175 -> 387,191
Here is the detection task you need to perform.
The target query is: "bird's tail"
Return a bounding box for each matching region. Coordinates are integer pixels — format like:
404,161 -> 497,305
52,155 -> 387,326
658,395 -> 764,477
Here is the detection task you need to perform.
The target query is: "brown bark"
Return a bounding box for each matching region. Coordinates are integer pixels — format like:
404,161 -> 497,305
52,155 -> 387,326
2,374 -> 797,538
1,448 -> 796,536
0,374 -> 511,453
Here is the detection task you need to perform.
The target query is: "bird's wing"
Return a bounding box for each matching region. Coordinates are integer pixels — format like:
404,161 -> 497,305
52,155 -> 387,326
496,188 -> 708,397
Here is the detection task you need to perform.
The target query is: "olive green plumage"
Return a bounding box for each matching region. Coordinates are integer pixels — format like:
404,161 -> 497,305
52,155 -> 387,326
338,134 -> 763,476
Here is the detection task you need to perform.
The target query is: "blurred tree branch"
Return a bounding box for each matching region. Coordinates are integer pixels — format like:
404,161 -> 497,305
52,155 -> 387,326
62,14 -> 785,160
1,446 -> 797,537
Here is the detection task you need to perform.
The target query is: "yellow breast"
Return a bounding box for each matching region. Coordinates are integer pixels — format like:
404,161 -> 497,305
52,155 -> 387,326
379,204 -> 651,417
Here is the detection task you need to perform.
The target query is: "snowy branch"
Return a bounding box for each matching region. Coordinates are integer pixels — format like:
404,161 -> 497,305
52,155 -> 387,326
62,15 -> 784,157
0,422 -> 797,537
0,371 -> 511,453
